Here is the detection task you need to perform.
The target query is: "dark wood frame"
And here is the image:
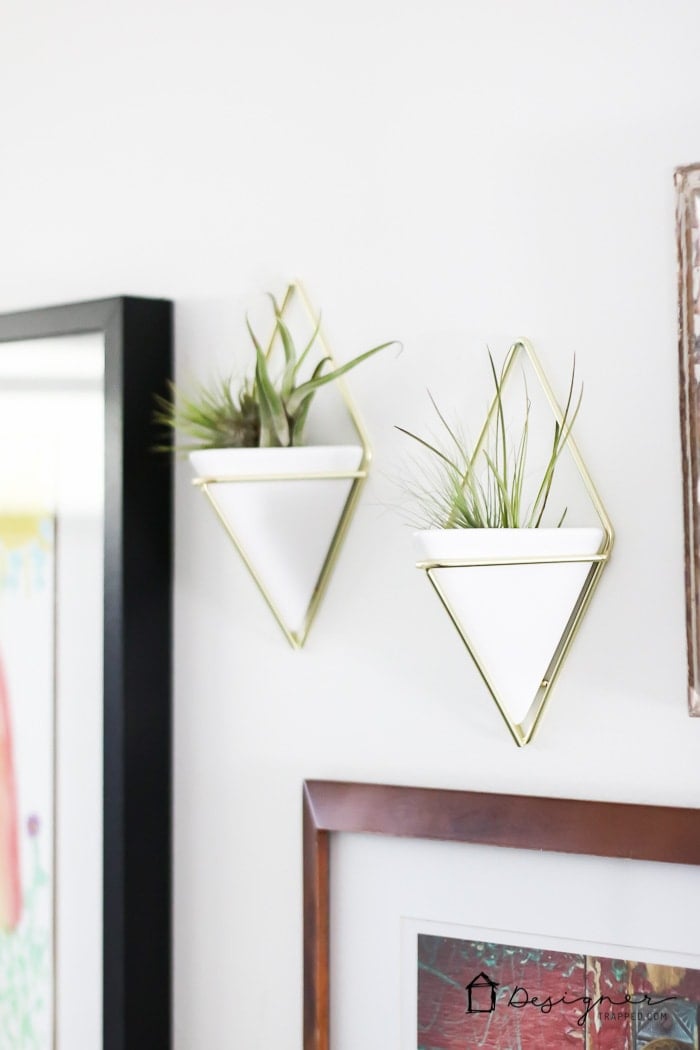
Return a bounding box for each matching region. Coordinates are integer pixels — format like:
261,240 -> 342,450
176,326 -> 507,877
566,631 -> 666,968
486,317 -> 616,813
303,779 -> 700,1050
676,163 -> 700,715
0,298 -> 173,1050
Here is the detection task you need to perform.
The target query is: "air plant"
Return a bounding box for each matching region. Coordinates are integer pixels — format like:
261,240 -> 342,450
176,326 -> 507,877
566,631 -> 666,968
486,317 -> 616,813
155,293 -> 395,450
397,352 -> 582,529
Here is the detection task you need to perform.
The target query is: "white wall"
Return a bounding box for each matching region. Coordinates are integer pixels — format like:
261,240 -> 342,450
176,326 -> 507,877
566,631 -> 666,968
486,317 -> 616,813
2,1 -> 700,1046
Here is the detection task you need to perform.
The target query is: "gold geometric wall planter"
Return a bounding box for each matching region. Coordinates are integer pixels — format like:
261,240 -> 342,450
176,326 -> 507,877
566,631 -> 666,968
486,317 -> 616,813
190,283 -> 372,649
414,339 -> 614,746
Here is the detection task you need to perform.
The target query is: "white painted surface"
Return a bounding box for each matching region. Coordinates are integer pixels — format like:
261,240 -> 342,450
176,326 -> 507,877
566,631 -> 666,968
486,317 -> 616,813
1,2 -> 700,1047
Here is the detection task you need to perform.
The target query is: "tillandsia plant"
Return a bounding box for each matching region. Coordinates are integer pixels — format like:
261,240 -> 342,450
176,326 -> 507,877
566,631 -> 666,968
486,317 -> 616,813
155,294 -> 395,450
397,352 -> 582,529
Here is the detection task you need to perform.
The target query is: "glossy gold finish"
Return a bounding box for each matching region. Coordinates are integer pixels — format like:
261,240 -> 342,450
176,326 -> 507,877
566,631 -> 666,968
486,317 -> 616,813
417,339 -> 614,747
191,282 -> 372,649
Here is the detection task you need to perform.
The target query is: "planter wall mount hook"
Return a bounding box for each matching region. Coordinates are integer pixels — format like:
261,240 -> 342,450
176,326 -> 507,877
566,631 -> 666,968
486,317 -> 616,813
190,283 -> 372,650
415,339 -> 614,746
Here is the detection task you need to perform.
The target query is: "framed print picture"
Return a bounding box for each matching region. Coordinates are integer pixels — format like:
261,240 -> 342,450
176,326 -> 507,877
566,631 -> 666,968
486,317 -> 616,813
676,162 -> 700,715
409,921 -> 700,1049
0,298 -> 172,1050
303,780 -> 700,1050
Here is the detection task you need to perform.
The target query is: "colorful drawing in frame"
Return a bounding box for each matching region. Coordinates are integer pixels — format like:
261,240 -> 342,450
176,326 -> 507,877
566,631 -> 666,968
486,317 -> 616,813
0,515 -> 54,1048
418,933 -> 700,1050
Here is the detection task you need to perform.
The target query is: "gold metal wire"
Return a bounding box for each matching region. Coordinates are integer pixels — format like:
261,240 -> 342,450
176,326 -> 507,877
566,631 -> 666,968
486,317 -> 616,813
417,338 -> 614,747
191,281 -> 372,649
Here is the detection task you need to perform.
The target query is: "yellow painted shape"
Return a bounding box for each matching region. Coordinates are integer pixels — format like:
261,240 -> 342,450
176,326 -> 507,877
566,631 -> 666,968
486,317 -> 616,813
0,515 -> 50,552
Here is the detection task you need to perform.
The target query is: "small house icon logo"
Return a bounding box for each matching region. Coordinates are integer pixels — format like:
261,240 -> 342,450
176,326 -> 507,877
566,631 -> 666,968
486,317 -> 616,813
465,971 -> 499,1013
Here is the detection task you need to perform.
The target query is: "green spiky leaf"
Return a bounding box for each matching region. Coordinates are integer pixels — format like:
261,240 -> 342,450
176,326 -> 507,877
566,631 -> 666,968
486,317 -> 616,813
154,289 -> 396,451
255,345 -> 290,446
286,341 -> 395,416
396,350 -> 582,530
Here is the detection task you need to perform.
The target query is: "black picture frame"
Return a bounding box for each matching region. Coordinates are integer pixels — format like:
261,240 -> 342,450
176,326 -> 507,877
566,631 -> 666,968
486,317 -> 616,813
0,297 -> 173,1050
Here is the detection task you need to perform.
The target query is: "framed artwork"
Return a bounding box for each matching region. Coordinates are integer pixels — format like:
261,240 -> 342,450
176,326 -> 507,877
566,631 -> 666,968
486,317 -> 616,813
412,923 -> 700,1049
0,298 -> 172,1050
676,163 -> 700,715
303,780 -> 700,1050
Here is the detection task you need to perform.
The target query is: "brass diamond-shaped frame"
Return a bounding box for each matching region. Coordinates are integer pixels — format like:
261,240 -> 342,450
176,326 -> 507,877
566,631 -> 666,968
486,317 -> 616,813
191,281 -> 372,649
416,339 -> 615,746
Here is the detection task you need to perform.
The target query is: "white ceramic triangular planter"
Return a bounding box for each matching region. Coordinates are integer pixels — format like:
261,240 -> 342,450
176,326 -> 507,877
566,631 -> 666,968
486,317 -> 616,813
414,527 -> 604,734
190,445 -> 364,644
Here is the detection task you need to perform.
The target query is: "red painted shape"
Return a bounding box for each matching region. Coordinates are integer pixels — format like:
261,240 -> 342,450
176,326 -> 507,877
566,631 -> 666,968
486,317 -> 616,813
418,937 -> 700,1050
418,936 -> 585,1050
0,649 -> 21,930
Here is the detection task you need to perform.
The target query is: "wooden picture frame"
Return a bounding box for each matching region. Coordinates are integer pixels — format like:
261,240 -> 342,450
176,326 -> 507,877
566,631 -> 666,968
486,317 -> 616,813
0,297 -> 172,1050
303,779 -> 700,1050
676,163 -> 700,715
